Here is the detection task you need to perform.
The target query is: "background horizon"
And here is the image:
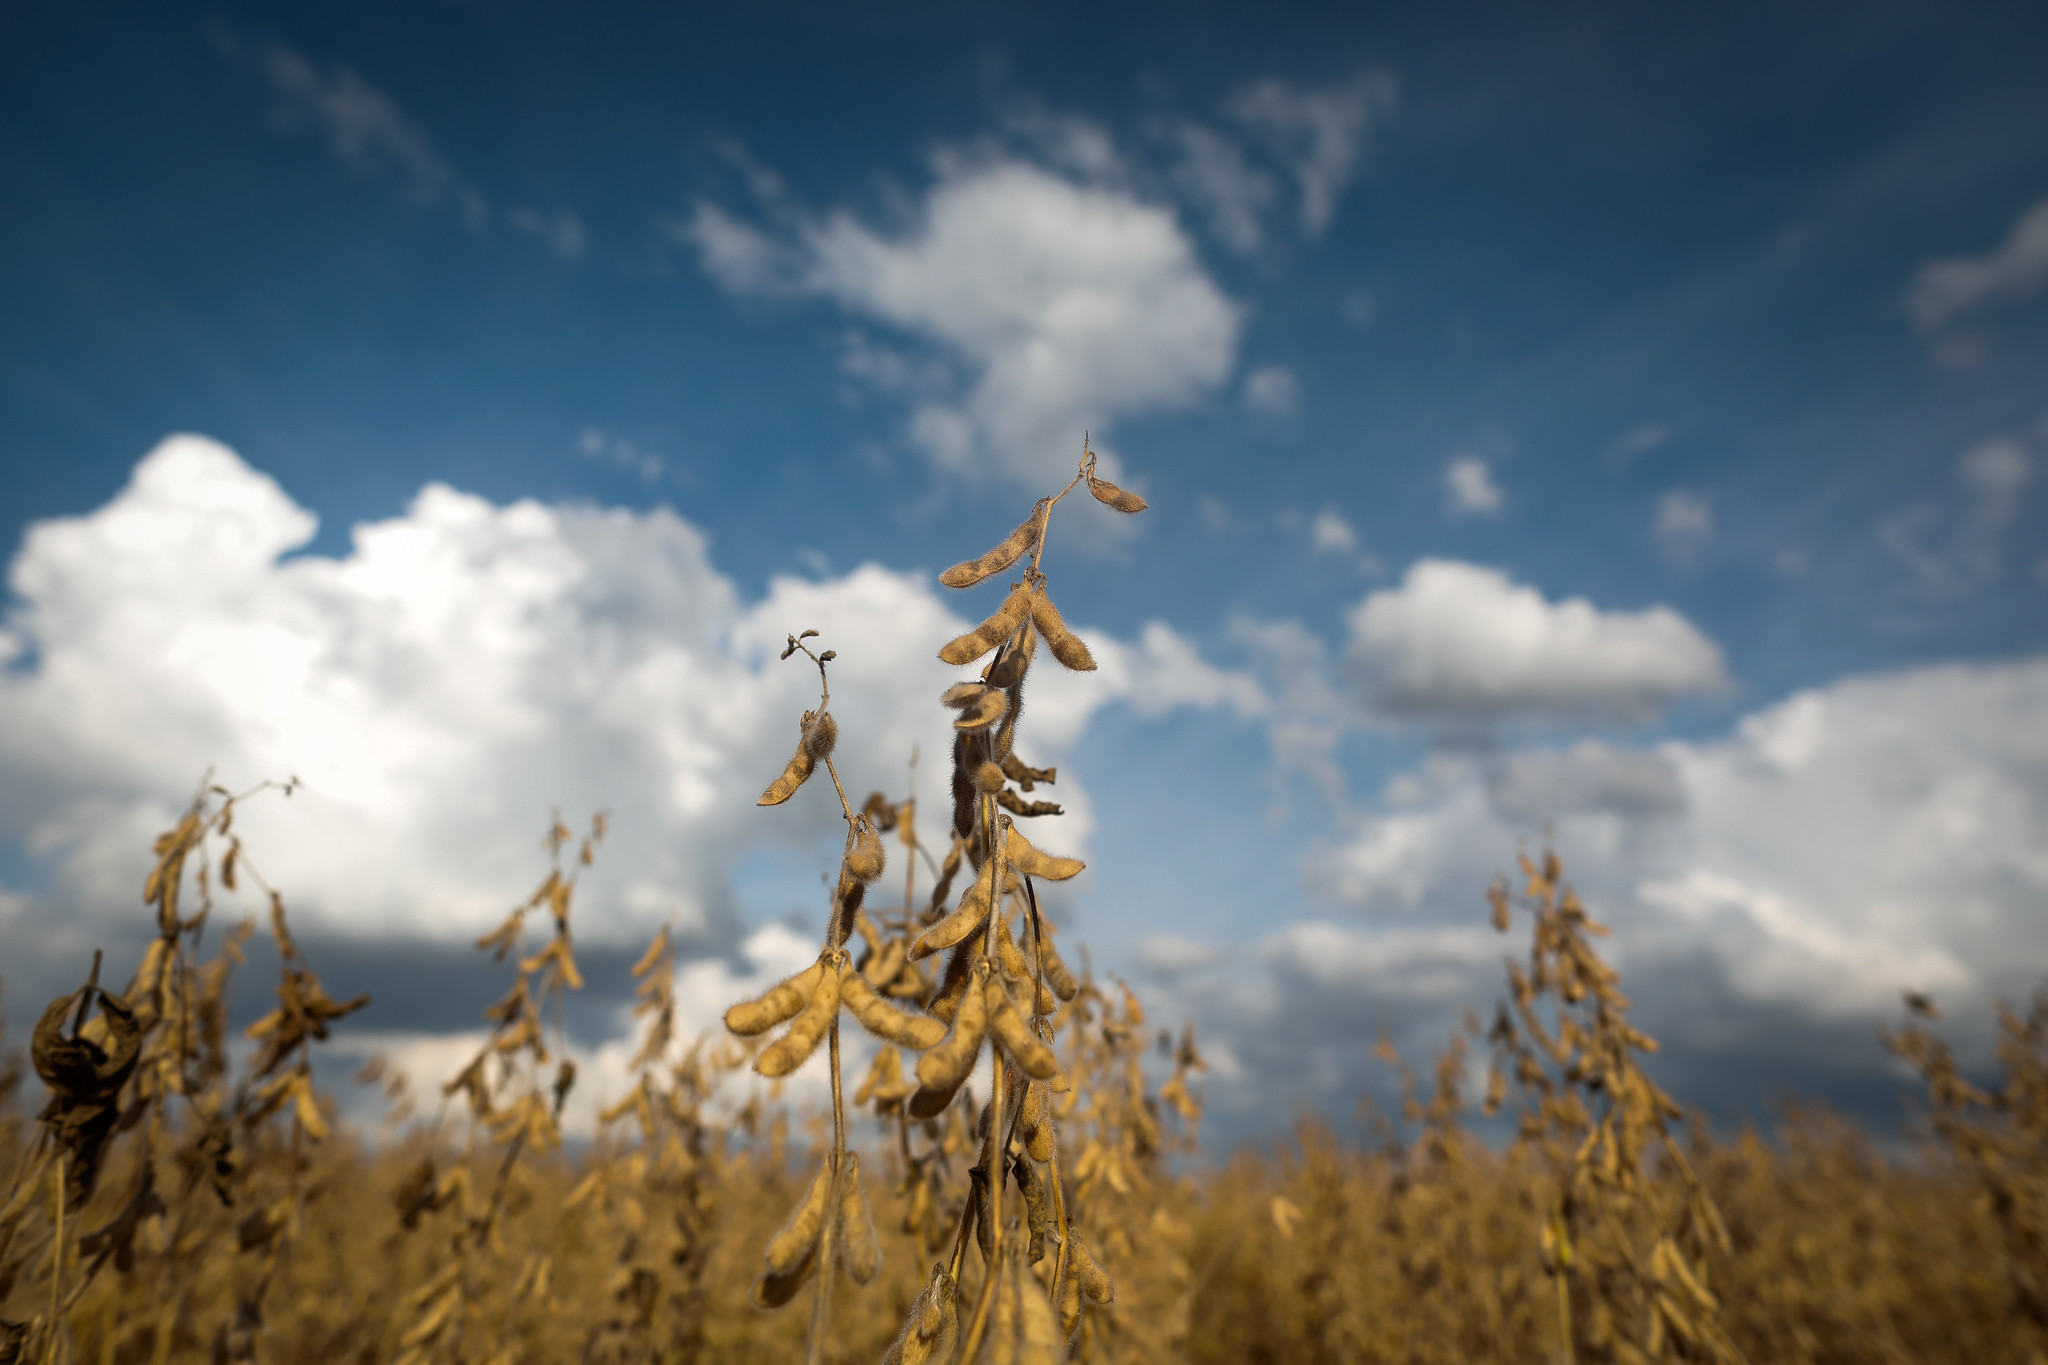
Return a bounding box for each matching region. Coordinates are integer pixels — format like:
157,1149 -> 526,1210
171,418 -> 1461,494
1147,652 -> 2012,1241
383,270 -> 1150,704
4,0 -> 2046,1151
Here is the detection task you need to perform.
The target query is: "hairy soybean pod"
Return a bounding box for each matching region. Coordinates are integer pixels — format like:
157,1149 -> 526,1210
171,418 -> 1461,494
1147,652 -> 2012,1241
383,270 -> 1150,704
837,1152 -> 882,1285
845,817 -> 886,882
910,859 -> 994,962
764,1156 -> 834,1274
724,961 -> 825,1037
954,690 -> 1010,732
1027,590 -> 1096,671
841,964 -> 947,1049
1038,932 -> 1079,1002
1006,826 -> 1085,881
938,499 -> 1046,589
939,586 -> 1035,666
916,961 -> 990,1094
1086,471 -> 1148,514
881,1265 -> 960,1365
1071,1230 -> 1115,1304
986,979 -> 1062,1081
754,965 -> 841,1078
750,1244 -> 818,1310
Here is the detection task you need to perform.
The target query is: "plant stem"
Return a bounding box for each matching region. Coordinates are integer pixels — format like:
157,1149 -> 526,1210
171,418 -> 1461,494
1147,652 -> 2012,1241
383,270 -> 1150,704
47,1153 -> 63,1365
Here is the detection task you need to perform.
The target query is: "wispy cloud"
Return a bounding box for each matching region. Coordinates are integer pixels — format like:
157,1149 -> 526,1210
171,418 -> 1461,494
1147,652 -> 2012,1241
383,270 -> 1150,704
1907,193 -> 2048,360
1654,489 -> 1714,562
1879,434 -> 2034,600
1444,455 -> 1505,518
511,207 -> 588,261
1227,70 -> 1398,237
1242,364 -> 1299,416
223,33 -> 585,262
253,41 -> 487,225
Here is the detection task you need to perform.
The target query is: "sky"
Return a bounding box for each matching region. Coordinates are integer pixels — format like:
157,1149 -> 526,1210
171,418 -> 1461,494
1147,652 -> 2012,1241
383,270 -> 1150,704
3,0 -> 2046,1151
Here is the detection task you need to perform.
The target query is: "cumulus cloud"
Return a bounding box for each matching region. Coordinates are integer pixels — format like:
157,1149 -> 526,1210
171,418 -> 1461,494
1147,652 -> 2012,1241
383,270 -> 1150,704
1143,653 -> 2048,1142
1907,193 -> 2048,336
1343,560 -> 1727,725
1444,456 -> 1504,518
683,157 -> 1241,489
0,437 -> 1258,979
1227,70 -> 1399,236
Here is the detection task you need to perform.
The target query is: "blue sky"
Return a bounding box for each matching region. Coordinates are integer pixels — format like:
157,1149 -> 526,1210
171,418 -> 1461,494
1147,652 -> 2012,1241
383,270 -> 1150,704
3,0 -> 2046,1147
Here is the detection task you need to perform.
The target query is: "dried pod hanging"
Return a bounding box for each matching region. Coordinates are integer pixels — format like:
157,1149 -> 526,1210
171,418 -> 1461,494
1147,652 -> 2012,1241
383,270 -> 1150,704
724,961 -> 827,1037
939,585 -> 1036,666
939,498 -> 1049,589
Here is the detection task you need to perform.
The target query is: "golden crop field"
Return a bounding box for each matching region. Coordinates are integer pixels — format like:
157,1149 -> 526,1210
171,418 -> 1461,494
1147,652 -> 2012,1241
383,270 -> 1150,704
2,448 -> 2042,1364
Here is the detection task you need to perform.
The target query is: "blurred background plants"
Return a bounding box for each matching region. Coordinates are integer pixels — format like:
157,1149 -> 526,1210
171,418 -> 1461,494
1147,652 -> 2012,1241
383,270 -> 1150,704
0,452 -> 2042,1364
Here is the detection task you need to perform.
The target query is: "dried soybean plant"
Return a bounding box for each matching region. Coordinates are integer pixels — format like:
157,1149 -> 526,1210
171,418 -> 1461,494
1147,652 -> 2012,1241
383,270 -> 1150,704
1884,990 -> 2048,1352
0,774 -> 365,1365
722,439 -> 1144,1364
390,812 -> 604,1365
1484,851 -> 1743,1365
570,922 -> 744,1364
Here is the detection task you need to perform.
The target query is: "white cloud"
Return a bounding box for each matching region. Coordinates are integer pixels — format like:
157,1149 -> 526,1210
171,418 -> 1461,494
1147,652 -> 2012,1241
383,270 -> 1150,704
1880,434 -> 2035,599
510,207 -> 588,261
687,159 -> 1241,489
576,427 -> 665,482
1344,559 -> 1728,725
1164,121 -> 1277,254
1443,455 -> 1504,517
1227,70 -> 1398,236
1310,507 -> 1358,555
0,437 -> 1256,955
1907,193 -> 2048,334
674,201 -> 804,295
254,42 -> 487,227
1606,421 -> 1672,469
1317,655 -> 2048,1016
1088,621 -> 1266,721
1142,652 -> 2048,1142
1654,489 -> 1714,561
1241,364 -> 1299,416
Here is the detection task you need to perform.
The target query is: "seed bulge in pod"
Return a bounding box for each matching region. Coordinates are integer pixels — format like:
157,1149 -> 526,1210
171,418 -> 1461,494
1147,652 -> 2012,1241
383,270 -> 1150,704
916,961 -> 991,1094
1027,590 -> 1096,672
881,1264 -> 960,1365
1070,1230 -> 1115,1305
1006,826 -> 1084,881
938,499 -> 1046,590
803,710 -> 839,760
754,964 -> 841,1078
841,964 -> 947,1050
1086,470 -> 1148,514
845,816 -> 886,883
939,586 -> 1035,667
954,689 -> 1010,732
975,761 -> 1008,795
985,978 -> 1062,1081
724,961 -> 826,1037
764,1156 -> 834,1274
836,1152 -> 882,1285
